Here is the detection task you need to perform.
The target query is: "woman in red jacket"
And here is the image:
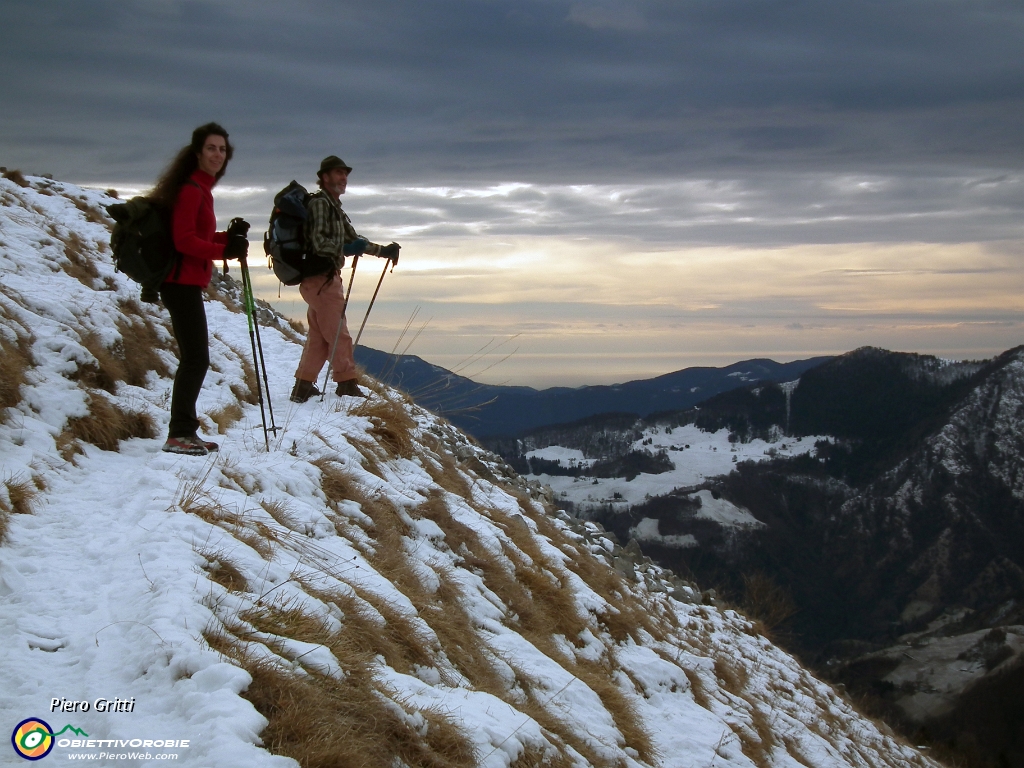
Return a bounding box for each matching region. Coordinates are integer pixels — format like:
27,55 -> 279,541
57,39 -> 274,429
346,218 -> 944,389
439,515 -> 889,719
149,123 -> 248,455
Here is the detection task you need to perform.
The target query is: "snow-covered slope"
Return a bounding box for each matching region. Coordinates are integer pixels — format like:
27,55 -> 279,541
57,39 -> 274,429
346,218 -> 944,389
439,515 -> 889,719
0,173 -> 937,768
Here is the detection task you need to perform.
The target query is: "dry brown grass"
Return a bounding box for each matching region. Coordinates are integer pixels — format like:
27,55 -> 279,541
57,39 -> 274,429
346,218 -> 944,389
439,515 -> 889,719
115,304 -> 173,383
259,498 -> 302,532
312,457 -> 366,509
65,391 -> 156,451
350,393 -> 418,459
55,429 -> 84,462
297,581 -> 435,679
682,666 -> 713,710
715,655 -> 750,695
2,169 -> 29,187
504,668 -> 623,768
208,402 -> 244,434
242,655 -> 475,768
421,448 -> 473,498
73,313 -> 170,394
571,658 -> 658,764
209,337 -> 260,405
211,596 -> 478,768
74,333 -> 125,393
780,735 -> 816,768
196,548 -> 249,592
3,476 -> 38,515
220,461 -> 260,495
413,493 -> 655,765
745,705 -> 778,768
67,194 -> 107,225
1,475 -> 40,542
173,467 -> 276,558
53,229 -> 100,286
0,331 -> 32,416
518,495 -> 672,645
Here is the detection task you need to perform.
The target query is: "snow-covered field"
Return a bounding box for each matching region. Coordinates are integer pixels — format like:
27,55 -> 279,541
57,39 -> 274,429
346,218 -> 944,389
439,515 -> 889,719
0,175 -> 936,768
529,424 -> 823,511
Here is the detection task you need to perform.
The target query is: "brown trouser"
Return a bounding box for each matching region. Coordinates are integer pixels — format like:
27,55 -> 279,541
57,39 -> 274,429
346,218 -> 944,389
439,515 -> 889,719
294,272 -> 357,383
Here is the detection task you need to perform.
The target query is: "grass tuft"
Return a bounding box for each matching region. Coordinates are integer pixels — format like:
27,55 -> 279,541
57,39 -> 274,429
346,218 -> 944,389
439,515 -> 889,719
56,230 -> 100,285
259,498 -> 301,532
312,457 -> 371,512
208,402 -> 244,434
67,194 -> 107,225
349,388 -> 417,459
0,475 -> 40,542
0,332 -> 32,418
196,548 -> 249,592
73,312 -> 171,393
65,391 -> 156,451
2,169 -> 29,187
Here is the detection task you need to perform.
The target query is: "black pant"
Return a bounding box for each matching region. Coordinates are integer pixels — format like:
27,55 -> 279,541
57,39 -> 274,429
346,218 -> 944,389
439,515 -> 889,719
160,283 -> 209,439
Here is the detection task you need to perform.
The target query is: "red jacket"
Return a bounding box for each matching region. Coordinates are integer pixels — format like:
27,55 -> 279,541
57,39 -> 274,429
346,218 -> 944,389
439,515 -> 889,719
167,169 -> 227,287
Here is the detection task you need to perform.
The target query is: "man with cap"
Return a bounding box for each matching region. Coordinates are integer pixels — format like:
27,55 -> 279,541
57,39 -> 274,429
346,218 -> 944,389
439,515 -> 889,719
290,156 -> 400,402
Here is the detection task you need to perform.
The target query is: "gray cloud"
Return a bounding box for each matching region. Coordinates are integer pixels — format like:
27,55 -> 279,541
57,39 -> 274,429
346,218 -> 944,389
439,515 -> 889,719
2,0 -> 1022,187
321,169 -> 1024,246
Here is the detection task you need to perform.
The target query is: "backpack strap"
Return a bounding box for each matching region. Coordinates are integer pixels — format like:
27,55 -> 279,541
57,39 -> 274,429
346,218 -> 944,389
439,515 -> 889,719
168,179 -> 203,283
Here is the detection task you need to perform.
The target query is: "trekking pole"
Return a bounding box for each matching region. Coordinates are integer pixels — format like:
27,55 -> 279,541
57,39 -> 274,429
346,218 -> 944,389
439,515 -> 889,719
353,258 -> 392,348
247,266 -> 280,441
320,254 -> 360,400
239,256 -> 279,449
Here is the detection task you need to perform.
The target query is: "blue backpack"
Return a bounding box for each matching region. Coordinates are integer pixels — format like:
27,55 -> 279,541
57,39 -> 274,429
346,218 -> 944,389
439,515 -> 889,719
263,181 -> 332,285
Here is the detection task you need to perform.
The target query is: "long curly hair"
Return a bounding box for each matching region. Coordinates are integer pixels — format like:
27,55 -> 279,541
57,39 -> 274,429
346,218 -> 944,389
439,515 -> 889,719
148,122 -> 233,209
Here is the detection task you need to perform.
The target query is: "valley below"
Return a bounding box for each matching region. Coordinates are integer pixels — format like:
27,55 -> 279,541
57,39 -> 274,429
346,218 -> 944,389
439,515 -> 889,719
485,347 -> 1024,768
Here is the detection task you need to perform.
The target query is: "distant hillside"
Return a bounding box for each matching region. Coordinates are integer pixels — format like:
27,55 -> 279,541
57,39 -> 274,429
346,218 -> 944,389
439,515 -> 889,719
355,345 -> 831,439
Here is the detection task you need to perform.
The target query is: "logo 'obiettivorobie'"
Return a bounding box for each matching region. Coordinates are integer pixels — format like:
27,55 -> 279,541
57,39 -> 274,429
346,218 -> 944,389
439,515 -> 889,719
11,721 -> 88,761
11,718 -> 54,761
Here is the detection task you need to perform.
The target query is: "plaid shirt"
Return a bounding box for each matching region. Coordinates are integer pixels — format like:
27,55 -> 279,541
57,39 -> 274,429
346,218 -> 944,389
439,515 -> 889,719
304,190 -> 381,270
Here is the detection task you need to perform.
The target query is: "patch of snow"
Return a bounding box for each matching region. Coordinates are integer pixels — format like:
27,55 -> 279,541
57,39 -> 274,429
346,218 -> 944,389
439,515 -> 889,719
691,490 -> 765,529
630,518 -> 698,548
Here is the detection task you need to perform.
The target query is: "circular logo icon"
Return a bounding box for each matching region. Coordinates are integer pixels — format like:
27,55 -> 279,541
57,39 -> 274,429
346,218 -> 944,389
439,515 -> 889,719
11,718 -> 54,761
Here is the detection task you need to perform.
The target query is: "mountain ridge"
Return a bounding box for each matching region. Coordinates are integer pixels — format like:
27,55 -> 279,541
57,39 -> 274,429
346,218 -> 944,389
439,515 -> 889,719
355,344 -> 832,439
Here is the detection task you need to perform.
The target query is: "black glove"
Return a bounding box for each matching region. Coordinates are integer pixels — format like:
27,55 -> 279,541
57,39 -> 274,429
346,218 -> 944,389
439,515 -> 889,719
223,235 -> 249,260
380,242 -> 400,264
343,237 -> 368,256
226,218 -> 250,238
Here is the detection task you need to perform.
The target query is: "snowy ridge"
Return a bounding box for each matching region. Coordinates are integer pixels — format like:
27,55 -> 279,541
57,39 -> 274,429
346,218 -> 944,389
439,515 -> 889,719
0,175 -> 937,767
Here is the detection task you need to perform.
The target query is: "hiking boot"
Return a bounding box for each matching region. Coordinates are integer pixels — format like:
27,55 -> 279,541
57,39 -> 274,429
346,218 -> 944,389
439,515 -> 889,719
162,436 -> 209,456
200,438 -> 219,452
335,379 -> 365,398
290,378 -> 321,403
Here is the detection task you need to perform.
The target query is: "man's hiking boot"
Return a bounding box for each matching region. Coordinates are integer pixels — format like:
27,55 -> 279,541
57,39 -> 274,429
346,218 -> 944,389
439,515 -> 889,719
290,378 -> 320,403
335,379 -> 365,398
162,436 -> 210,456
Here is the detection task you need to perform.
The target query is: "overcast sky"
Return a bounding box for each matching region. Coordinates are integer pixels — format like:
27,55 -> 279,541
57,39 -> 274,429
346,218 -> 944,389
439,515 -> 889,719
3,0 -> 1023,387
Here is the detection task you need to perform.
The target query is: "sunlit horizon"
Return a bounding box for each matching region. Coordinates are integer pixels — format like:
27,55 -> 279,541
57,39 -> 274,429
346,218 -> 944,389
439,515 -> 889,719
84,177 -> 1024,389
